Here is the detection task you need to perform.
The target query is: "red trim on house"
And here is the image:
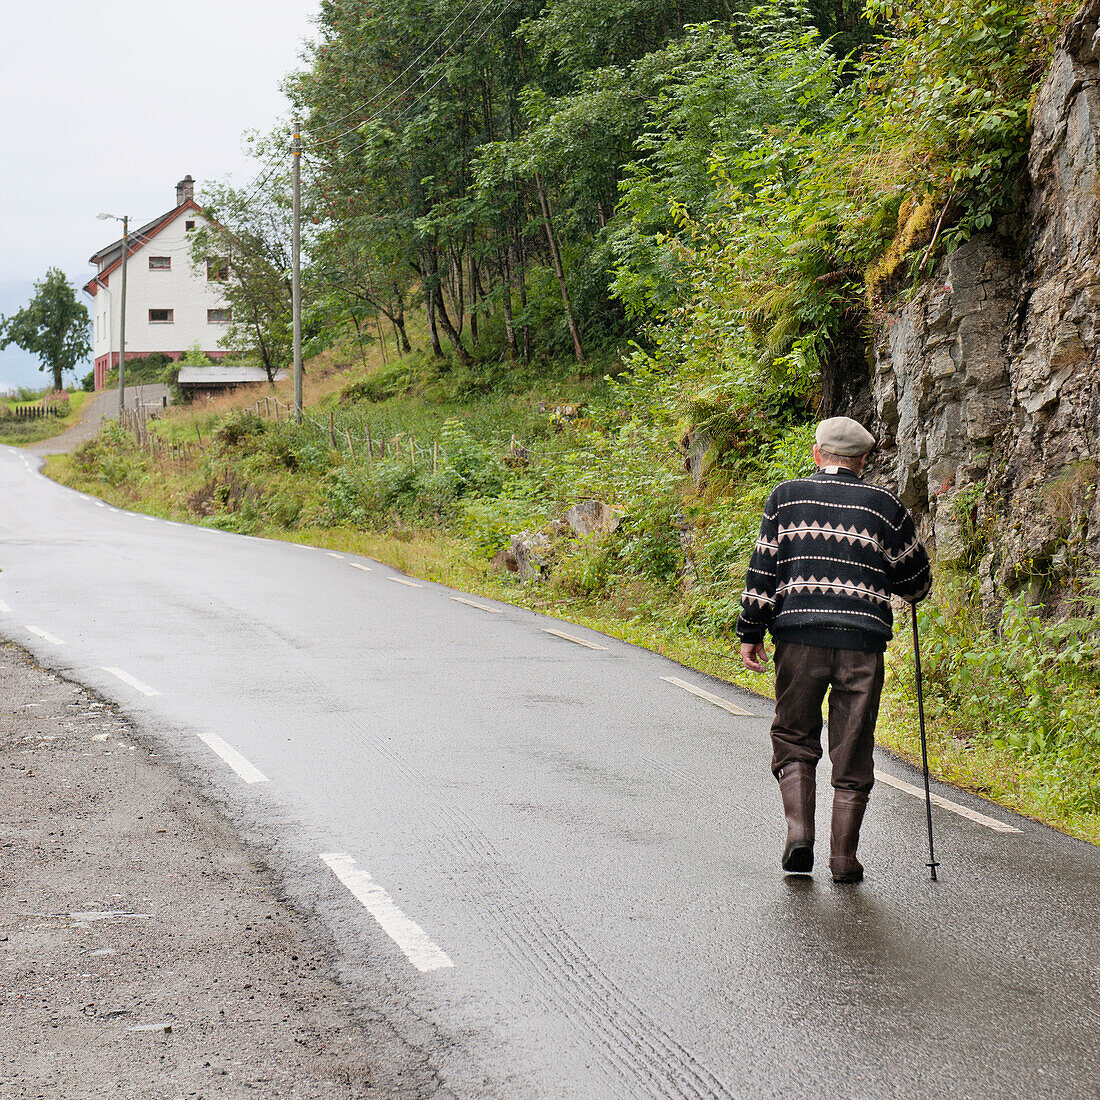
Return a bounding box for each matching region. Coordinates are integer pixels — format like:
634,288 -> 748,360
92,349 -> 230,391
83,200 -> 203,295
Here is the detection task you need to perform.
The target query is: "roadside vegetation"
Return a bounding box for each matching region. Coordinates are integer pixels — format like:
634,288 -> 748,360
48,0 -> 1099,843
0,386 -> 88,445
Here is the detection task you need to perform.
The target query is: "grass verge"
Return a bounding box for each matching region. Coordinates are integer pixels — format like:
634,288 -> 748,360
0,391 -> 88,445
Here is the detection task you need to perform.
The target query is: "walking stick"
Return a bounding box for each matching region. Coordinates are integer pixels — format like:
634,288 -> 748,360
911,602 -> 940,881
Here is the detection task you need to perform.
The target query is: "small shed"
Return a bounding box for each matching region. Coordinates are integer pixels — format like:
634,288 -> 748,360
176,365 -> 287,394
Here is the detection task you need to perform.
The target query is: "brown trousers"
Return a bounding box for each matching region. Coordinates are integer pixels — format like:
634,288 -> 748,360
770,640 -> 885,794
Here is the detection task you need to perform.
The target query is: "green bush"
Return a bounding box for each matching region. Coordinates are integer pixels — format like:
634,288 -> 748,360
918,583 -> 1100,758
69,422 -> 147,489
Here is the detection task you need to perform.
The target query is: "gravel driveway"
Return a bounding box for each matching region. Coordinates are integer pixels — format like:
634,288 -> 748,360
29,384 -> 168,457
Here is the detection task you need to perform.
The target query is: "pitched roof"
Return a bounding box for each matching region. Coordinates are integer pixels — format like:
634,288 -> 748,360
83,199 -> 202,296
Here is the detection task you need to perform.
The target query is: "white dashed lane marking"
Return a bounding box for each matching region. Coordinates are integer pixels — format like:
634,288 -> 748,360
196,733 -> 269,784
101,667 -> 161,697
25,626 -> 65,646
662,675 -> 755,716
348,562 -> 373,572
874,769 -> 1021,833
326,552 -> 344,559
0,600 -> 11,614
543,628 -> 606,651
320,853 -> 453,973
450,596 -> 501,614
388,577 -> 423,589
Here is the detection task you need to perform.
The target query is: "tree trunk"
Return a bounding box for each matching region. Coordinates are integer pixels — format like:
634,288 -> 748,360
453,252 -> 465,339
424,263 -> 443,358
516,233 -> 531,362
392,285 -> 412,353
351,315 -> 370,370
498,247 -> 518,360
469,250 -> 481,347
534,172 -> 585,364
433,284 -> 473,366
427,248 -> 472,366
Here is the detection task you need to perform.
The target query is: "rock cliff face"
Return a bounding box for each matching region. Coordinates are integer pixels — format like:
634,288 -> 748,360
871,0 -> 1100,605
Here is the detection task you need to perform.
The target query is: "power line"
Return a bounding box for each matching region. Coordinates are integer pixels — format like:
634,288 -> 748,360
304,0 -> 485,135
303,0 -> 513,152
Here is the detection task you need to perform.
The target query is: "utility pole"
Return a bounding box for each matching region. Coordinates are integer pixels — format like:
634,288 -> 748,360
118,215 -> 129,416
291,121 -> 303,423
98,211 -> 129,417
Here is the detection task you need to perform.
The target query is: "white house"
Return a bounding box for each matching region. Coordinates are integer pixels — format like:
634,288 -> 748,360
84,175 -> 233,390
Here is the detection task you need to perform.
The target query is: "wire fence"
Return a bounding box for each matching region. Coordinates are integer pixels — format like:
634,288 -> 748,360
117,390 -> 617,476
120,406 -> 203,472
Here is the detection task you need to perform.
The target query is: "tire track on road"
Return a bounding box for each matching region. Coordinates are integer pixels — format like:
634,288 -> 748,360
343,715 -> 736,1099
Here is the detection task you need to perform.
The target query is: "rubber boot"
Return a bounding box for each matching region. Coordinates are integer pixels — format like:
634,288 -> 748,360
830,790 -> 869,883
777,761 -> 815,873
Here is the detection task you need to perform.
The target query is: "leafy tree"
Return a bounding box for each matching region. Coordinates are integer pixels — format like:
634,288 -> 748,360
188,171 -> 310,381
0,268 -> 91,391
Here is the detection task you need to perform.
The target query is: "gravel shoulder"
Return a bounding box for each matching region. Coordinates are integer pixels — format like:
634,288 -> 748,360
0,640 -> 440,1098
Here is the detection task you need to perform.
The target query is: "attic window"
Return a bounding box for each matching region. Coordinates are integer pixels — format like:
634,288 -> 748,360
185,220 -> 196,231
149,308 -> 174,323
149,256 -> 171,270
206,257 -> 228,281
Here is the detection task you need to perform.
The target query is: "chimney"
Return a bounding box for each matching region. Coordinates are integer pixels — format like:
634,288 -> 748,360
176,174 -> 194,207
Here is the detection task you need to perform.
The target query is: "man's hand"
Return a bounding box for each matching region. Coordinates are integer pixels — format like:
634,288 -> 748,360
741,642 -> 769,673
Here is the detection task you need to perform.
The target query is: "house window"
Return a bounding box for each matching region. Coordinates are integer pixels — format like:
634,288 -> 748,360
206,257 -> 228,281
207,309 -> 232,324
185,220 -> 196,231
149,308 -> 174,323
149,256 -> 171,270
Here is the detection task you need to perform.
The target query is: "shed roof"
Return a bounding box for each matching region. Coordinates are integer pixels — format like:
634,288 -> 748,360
177,366 -> 286,386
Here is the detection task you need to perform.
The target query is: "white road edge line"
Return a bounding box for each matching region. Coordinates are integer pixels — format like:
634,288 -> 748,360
94,501 -> 106,508
543,628 -> 606,650
662,675 -> 754,716
25,626 -> 65,646
101,667 -> 161,697
0,600 -> 11,614
387,577 -> 423,588
450,596 -> 501,614
326,552 -> 344,559
873,769 -> 1021,833
319,853 -> 453,973
348,562 -> 373,572
196,733 -> 269,784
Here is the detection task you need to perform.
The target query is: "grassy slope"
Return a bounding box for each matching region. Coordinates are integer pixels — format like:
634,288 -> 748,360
44,342 -> 1100,847
0,391 -> 88,445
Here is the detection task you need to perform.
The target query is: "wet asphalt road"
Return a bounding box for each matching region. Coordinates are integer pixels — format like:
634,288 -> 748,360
1,443 -> 1098,1100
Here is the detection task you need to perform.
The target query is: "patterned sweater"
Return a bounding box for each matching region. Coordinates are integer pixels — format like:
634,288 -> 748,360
735,468 -> 931,651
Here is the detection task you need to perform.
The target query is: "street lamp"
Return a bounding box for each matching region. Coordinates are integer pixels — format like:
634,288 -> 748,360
97,212 -> 129,417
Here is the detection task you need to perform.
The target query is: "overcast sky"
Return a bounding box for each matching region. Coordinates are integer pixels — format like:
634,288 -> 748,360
0,0 -> 318,389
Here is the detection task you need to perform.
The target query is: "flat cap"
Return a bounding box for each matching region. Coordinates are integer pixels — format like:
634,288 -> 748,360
816,416 -> 876,456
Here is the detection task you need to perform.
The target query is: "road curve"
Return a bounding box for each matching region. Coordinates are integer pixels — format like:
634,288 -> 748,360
1,443 -> 1098,1099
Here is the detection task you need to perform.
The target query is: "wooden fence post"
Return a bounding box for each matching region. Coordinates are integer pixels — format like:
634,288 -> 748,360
344,427 -> 355,458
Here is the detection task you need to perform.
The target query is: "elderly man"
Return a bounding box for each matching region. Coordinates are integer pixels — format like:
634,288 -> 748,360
737,417 -> 931,882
